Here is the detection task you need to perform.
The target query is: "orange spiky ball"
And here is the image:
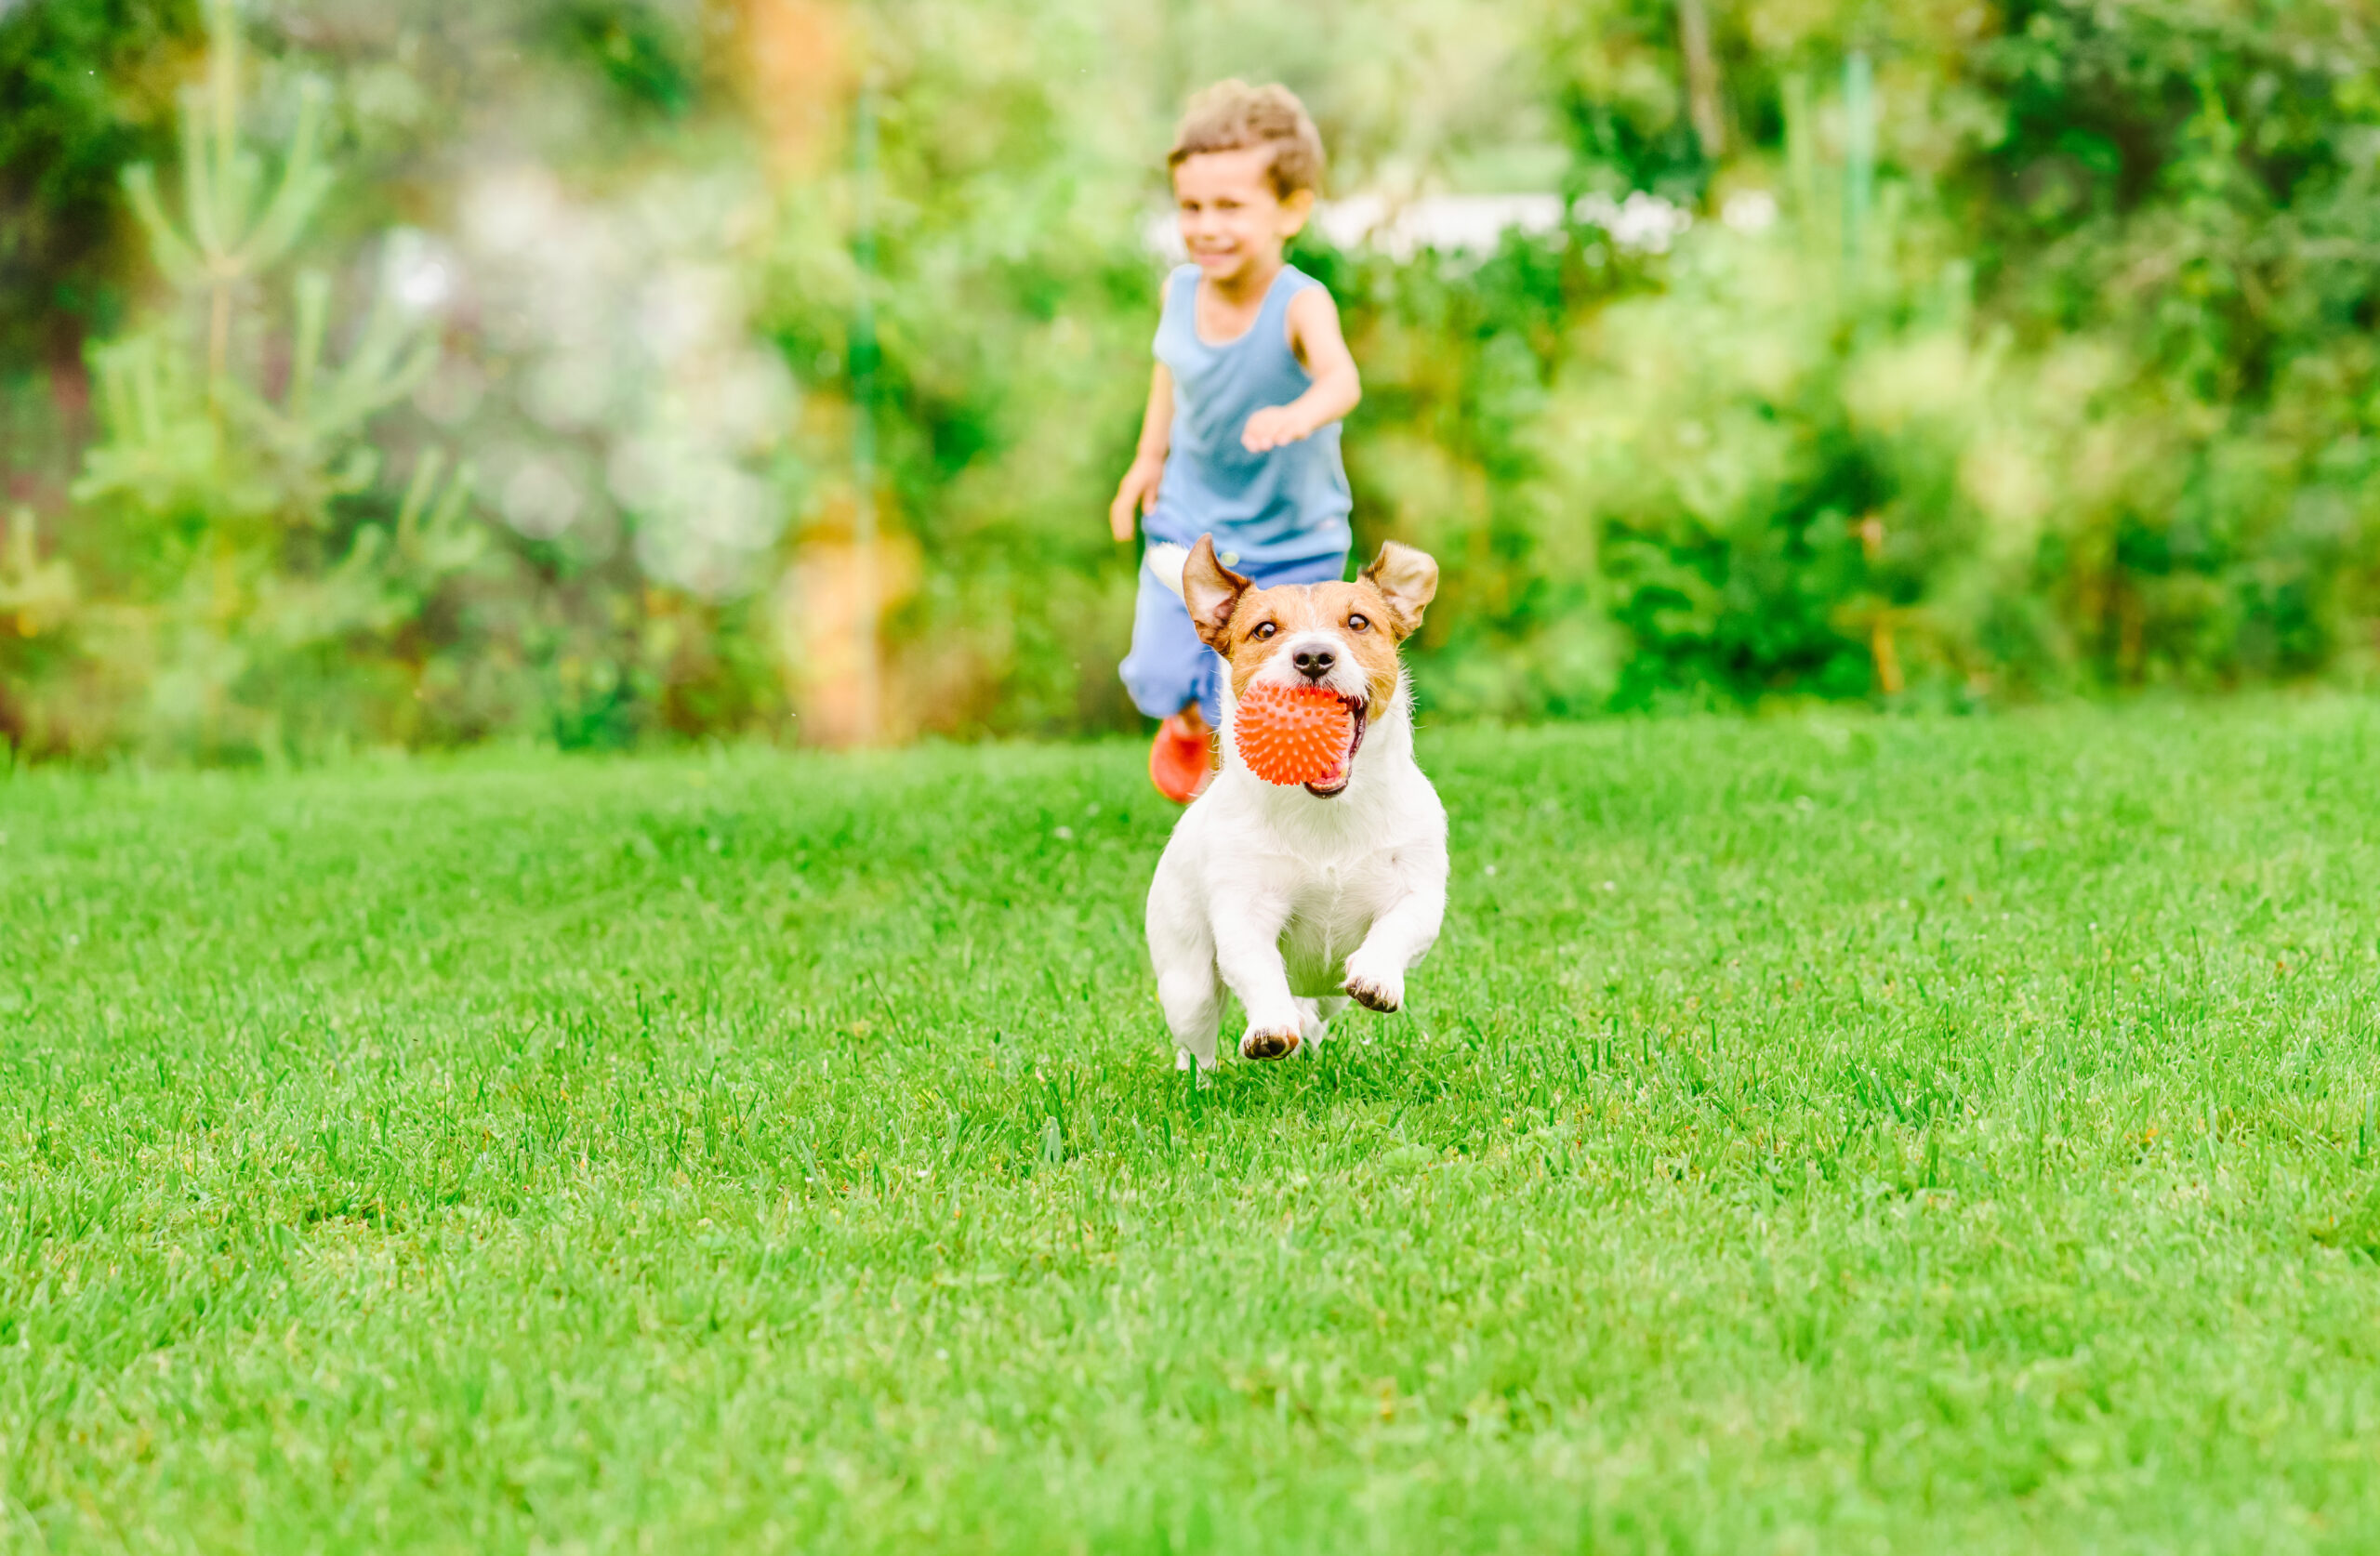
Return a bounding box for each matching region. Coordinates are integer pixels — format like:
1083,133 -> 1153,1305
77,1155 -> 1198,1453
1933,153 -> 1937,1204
1234,681 -> 1356,787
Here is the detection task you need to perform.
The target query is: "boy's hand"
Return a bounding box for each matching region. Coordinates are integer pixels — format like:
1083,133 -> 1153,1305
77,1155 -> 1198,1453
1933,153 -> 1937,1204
1252,289 -> 1360,454
1109,454 -> 1164,542
1241,403 -> 1317,453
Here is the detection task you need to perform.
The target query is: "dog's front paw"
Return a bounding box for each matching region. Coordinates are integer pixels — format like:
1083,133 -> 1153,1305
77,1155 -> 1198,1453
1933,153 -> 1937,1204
1239,1023 -> 1302,1061
1342,964 -> 1404,1013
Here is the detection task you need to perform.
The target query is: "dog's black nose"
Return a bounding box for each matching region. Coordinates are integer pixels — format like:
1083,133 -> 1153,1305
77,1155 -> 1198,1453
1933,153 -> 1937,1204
1292,646 -> 1336,679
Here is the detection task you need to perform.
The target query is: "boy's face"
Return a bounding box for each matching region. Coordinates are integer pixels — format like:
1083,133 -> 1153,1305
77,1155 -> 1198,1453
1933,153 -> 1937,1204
1172,147 -> 1314,284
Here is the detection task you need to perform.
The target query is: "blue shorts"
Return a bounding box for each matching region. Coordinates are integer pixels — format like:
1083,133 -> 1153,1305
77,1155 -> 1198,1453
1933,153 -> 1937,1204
1118,548 -> 1350,725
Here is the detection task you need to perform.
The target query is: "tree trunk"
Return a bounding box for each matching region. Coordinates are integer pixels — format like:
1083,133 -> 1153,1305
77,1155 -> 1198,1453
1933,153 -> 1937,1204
1676,0 -> 1724,161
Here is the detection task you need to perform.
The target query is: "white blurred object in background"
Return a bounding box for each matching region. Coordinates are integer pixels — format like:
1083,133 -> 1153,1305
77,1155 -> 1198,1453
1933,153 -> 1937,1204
442,163 -> 794,598
1722,190 -> 1781,234
384,228 -> 455,315
1143,189 -> 1703,265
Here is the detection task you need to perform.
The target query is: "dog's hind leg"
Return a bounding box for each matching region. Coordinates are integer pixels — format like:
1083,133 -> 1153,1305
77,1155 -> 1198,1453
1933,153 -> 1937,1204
1158,962 -> 1222,1072
1294,995 -> 1349,1054
1147,844 -> 1222,1071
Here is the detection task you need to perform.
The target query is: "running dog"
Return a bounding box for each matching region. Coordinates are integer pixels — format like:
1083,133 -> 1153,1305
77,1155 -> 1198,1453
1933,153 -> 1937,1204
1144,534 -> 1447,1067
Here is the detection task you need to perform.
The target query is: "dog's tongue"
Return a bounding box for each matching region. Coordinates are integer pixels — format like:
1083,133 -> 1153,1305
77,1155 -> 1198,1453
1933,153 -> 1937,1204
1235,682 -> 1357,788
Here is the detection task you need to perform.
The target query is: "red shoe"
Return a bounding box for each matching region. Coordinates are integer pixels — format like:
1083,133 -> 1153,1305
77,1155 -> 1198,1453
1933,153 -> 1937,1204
1149,713 -> 1213,803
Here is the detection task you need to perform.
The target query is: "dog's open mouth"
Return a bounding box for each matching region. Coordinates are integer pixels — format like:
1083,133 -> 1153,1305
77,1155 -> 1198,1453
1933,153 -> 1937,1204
1302,695 -> 1368,798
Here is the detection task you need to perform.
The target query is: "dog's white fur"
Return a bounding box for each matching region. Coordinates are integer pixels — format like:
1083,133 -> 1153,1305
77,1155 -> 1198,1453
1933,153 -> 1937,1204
1144,540 -> 1192,601
1144,549 -> 1448,1068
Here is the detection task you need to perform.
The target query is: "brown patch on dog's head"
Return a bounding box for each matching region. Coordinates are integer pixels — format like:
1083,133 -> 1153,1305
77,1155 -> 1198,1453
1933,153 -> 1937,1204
1215,580 -> 1403,711
1182,534 -> 1441,719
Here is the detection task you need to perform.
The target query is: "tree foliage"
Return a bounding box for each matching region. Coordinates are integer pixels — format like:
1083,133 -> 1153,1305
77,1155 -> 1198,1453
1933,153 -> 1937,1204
6,0 -> 2380,756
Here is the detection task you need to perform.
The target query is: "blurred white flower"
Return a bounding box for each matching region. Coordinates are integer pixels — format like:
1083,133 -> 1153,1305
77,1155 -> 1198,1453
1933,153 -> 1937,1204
500,455 -> 582,539
1366,193 -> 1564,259
605,435 -> 675,512
1153,190 -> 1696,263
413,356 -> 485,427
638,264 -> 733,362
460,165 -> 565,257
1722,190 -> 1780,234
703,350 -> 797,448
525,349 -> 615,430
385,229 -> 455,315
1573,191 -> 1693,253
1141,211 -> 1187,265
450,163 -> 798,597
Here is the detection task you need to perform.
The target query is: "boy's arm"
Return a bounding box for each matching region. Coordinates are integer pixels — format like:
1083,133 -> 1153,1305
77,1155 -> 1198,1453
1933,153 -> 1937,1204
1242,287 -> 1361,453
1110,363 -> 1173,543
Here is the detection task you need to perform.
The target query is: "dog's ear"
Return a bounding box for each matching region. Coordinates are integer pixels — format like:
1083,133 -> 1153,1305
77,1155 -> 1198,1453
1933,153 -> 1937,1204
1359,540 -> 1438,640
1181,534 -> 1252,651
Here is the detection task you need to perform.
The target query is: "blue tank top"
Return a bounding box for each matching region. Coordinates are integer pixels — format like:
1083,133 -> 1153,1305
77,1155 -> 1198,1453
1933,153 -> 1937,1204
1145,263 -> 1353,571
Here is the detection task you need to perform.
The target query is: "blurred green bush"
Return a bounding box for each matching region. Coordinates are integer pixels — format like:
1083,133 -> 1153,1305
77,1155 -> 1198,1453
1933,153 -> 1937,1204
4,0 -> 2378,758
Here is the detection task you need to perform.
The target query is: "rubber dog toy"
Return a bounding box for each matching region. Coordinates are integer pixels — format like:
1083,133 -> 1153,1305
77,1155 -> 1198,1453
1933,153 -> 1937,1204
1234,681 -> 1356,788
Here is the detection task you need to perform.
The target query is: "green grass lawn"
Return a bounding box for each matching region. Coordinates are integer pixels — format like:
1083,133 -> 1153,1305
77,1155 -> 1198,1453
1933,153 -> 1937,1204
7,701 -> 2380,1553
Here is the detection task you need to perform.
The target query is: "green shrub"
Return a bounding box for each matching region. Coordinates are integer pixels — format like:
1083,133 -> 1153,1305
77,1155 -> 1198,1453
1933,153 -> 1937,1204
14,0 -> 480,759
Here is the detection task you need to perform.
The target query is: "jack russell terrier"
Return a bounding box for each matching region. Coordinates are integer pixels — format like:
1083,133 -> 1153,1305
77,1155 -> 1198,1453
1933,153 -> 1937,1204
1144,533 -> 1448,1068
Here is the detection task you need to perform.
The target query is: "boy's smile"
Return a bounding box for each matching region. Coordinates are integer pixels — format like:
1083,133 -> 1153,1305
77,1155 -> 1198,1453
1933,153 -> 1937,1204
1172,146 -> 1315,290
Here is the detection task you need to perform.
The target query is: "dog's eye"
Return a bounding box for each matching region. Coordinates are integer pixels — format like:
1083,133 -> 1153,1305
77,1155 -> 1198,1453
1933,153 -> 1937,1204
1252,622 -> 1277,640
1347,613 -> 1370,633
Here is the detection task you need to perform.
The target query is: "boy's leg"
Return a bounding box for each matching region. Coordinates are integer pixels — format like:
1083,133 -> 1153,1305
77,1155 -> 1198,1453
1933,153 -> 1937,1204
1120,559 -> 1210,720
1120,559 -> 1220,802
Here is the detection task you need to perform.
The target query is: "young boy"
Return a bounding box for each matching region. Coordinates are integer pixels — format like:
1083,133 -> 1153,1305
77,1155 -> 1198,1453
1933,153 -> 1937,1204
1111,80 -> 1362,802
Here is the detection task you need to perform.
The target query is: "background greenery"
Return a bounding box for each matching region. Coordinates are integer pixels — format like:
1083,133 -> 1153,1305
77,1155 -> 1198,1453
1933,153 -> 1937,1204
6,0 -> 2380,757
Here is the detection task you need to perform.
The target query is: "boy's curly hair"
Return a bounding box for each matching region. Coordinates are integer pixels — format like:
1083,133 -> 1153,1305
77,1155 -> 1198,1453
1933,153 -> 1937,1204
1168,80 -> 1325,199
